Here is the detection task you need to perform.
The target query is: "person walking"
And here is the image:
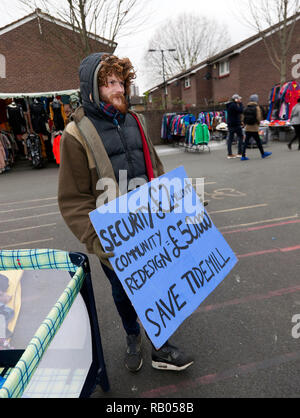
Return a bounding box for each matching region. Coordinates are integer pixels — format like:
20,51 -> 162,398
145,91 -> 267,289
226,94 -> 244,159
58,53 -> 193,374
241,94 -> 272,161
288,98 -> 300,150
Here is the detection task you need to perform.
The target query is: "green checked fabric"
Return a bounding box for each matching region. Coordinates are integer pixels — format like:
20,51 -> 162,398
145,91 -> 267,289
0,249 -> 85,398
0,249 -> 78,273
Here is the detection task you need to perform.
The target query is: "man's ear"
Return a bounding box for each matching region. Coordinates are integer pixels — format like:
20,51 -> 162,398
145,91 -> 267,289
89,93 -> 93,103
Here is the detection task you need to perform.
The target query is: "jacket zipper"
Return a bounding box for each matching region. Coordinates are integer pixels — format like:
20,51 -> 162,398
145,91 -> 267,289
115,120 -> 135,179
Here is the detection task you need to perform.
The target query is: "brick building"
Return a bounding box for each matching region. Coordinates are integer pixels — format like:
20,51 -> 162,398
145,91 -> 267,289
146,13 -> 300,110
0,8 -> 117,93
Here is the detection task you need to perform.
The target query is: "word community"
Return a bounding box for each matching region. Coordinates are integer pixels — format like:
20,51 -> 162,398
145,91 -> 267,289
122,212 -> 213,295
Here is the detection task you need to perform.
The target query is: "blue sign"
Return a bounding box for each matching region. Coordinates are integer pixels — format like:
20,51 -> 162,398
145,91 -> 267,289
89,166 -> 238,348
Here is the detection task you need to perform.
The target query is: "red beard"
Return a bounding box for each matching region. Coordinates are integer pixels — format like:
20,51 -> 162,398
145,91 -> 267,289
102,93 -> 128,114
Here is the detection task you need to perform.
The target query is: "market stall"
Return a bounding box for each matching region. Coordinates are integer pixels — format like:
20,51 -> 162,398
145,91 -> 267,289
0,89 -> 80,173
266,80 -> 300,141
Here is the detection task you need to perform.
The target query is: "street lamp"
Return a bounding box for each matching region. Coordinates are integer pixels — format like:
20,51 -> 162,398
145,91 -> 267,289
148,48 -> 176,110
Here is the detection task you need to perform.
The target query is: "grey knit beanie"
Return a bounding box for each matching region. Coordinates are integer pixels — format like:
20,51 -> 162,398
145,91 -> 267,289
250,94 -> 259,103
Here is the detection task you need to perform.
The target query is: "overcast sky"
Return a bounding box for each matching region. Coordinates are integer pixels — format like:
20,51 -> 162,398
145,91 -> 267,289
0,0 -> 256,93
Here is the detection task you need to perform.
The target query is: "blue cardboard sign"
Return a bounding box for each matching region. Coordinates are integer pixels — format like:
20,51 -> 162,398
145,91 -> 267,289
89,166 -> 238,348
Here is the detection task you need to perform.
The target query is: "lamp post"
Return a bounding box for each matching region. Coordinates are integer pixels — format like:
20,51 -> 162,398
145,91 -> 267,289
148,48 -> 176,110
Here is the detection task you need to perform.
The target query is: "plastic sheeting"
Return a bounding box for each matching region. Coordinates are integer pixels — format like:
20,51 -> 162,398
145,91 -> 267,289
0,89 -> 79,99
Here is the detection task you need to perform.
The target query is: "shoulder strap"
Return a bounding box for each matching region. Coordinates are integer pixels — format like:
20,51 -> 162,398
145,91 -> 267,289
66,114 -> 117,187
76,116 -> 115,181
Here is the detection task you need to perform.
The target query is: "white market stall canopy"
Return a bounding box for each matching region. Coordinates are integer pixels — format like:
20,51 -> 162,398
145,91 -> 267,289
0,89 -> 79,99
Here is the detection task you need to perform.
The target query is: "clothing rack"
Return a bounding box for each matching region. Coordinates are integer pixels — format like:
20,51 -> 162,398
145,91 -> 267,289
267,80 -> 300,121
185,122 -> 210,153
161,113 -> 196,142
0,130 -> 18,174
197,111 -> 227,130
0,92 -> 81,172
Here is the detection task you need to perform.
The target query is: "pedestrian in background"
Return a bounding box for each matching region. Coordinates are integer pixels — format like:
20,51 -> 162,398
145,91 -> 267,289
226,94 -> 244,159
288,97 -> 300,150
241,94 -> 272,161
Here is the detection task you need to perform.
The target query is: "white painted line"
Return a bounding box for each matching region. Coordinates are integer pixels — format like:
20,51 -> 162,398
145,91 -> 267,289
2,238 -> 54,249
156,148 -> 184,156
0,203 -> 58,214
209,204 -> 268,214
0,212 -> 61,223
0,223 -> 57,234
219,214 -> 299,231
0,197 -> 57,207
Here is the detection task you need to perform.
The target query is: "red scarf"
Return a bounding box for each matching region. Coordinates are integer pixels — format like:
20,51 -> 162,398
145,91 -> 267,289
130,112 -> 154,181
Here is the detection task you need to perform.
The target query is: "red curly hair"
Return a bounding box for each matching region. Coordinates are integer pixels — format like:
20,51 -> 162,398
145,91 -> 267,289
97,54 -> 136,96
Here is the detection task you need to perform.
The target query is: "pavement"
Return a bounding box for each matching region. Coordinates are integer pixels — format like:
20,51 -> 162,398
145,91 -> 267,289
0,138 -> 300,399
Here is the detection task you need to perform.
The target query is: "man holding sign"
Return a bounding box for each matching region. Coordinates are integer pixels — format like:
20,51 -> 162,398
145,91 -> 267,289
58,53 -> 193,372
90,167 -> 238,350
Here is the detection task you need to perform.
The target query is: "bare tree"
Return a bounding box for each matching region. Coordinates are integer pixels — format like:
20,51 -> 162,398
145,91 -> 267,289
235,0 -> 300,85
17,0 -> 151,57
144,13 -> 232,87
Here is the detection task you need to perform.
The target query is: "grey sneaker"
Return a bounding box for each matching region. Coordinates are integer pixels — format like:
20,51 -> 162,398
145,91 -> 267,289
152,342 -> 194,371
125,334 -> 143,372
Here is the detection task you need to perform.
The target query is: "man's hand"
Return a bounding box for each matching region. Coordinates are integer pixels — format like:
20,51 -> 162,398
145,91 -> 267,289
93,239 -> 115,260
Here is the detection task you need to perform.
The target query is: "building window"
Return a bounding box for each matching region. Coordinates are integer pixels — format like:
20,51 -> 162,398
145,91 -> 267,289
0,54 -> 6,79
184,76 -> 191,88
148,94 -> 152,104
219,60 -> 230,77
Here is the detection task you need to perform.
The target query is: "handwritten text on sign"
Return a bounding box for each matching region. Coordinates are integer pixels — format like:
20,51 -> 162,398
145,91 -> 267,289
89,167 -> 238,348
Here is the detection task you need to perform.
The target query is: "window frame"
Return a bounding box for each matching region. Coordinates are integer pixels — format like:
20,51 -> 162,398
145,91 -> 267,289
184,76 -> 191,89
219,59 -> 230,77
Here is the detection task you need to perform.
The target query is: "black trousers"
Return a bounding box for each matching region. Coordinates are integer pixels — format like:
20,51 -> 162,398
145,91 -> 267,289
242,131 -> 264,157
227,126 -> 244,155
101,263 -> 140,336
289,125 -> 300,148
101,262 -> 169,350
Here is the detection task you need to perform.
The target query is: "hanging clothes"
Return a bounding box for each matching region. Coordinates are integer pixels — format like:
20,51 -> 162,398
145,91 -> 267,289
50,98 -> 67,131
268,81 -> 300,121
30,100 -> 49,135
0,131 -> 17,173
267,84 -> 281,120
52,132 -> 62,165
185,123 -> 210,147
0,99 -> 8,125
0,138 -> 6,173
161,113 -> 196,140
284,81 -> 300,119
198,111 -> 227,128
6,103 -> 27,136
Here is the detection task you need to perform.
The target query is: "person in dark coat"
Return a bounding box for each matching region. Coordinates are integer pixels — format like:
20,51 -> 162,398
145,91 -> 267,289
226,94 -> 244,159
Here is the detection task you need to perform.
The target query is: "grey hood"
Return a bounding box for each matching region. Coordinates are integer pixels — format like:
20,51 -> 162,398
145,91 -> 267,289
79,52 -> 107,111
